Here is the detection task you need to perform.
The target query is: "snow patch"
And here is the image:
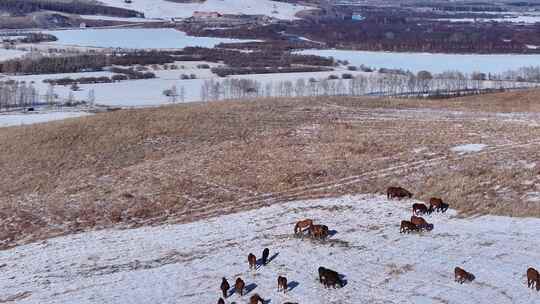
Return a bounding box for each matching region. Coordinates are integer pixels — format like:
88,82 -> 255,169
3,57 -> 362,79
451,144 -> 487,154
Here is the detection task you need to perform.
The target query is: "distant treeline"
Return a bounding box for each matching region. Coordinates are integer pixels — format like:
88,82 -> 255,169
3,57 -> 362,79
0,0 -> 143,18
211,66 -> 331,77
1,33 -> 57,43
43,68 -> 156,86
0,51 -> 176,75
177,47 -> 335,68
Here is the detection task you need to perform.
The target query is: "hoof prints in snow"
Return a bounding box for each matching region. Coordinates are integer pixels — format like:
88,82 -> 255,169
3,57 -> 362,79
1,195 -> 540,303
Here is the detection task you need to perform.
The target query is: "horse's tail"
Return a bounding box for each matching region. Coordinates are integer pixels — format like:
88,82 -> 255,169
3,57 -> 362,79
294,222 -> 299,234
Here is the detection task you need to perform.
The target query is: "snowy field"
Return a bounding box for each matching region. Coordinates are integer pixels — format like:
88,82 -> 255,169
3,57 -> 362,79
296,49 -> 540,74
0,111 -> 90,128
43,28 -> 254,49
0,48 -> 27,61
2,194 -> 540,303
97,0 -> 310,20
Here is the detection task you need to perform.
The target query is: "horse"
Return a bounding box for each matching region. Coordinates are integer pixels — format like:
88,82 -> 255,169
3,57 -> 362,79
249,293 -> 264,304
309,224 -> 329,240
319,267 -> 343,288
400,220 -> 418,233
220,277 -> 230,298
262,248 -> 269,265
429,197 -> 448,213
294,219 -> 313,235
235,277 -> 245,296
454,267 -> 475,284
217,298 -> 225,304
248,253 -> 257,270
527,267 -> 540,291
410,216 -> 433,231
387,187 -> 413,199
277,275 -> 288,293
412,203 -> 430,215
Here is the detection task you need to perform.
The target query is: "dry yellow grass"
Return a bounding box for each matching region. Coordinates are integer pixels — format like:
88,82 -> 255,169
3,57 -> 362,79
2,90 -> 540,249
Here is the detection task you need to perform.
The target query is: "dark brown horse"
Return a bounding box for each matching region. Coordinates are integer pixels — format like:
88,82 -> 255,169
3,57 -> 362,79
220,277 -> 230,298
249,293 -> 264,304
429,197 -> 448,213
527,267 -> 540,291
387,187 -> 413,199
248,253 -> 257,270
262,248 -> 270,265
309,224 -> 329,240
454,267 -> 475,284
412,203 -> 430,215
235,277 -> 245,296
318,266 -> 343,288
294,219 -> 313,235
400,220 -> 418,233
277,275 -> 288,293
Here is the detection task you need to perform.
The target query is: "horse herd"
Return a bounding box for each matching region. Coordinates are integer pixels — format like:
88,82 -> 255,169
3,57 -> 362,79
216,221 -> 342,304
389,186 -> 540,292
214,187 -> 540,303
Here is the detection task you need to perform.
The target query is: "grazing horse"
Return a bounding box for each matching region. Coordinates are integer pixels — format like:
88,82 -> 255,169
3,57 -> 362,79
220,277 -> 230,298
412,203 -> 430,215
318,267 -> 343,288
248,253 -> 257,270
309,224 -> 329,240
454,267 -> 475,284
400,220 -> 418,233
249,293 -> 264,304
429,197 -> 448,213
235,277 -> 245,296
217,298 -> 225,304
387,187 -> 413,200
277,275 -> 288,293
294,219 -> 313,235
262,248 -> 270,265
410,216 -> 433,231
527,267 -> 540,291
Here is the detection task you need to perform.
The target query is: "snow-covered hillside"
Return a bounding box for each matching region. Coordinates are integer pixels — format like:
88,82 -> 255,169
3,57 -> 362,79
97,0 -> 311,20
2,195 -> 540,303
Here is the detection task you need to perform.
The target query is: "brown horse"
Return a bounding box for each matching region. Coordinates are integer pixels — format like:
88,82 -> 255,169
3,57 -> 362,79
429,197 -> 448,213
248,253 -> 257,270
235,277 -> 245,296
220,277 -> 230,298
400,220 -> 418,233
277,275 -> 288,293
410,216 -> 428,227
387,186 -> 413,199
527,267 -> 540,291
455,267 -> 475,284
309,224 -> 329,239
294,219 -> 313,235
412,203 -> 430,215
249,293 -> 264,304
